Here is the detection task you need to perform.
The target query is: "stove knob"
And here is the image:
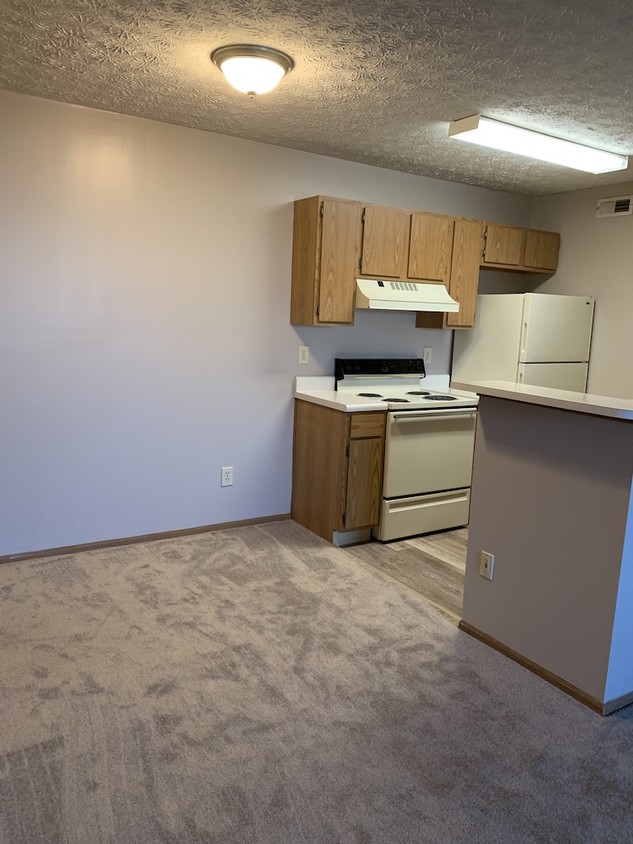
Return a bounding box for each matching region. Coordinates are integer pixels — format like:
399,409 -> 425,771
380,362 -> 389,373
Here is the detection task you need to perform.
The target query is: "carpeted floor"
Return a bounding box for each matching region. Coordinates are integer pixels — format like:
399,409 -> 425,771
1,519 -> 632,843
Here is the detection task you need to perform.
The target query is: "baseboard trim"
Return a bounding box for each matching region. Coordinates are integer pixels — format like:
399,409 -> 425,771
603,690 -> 633,716
458,620 -> 606,716
0,514 -> 292,564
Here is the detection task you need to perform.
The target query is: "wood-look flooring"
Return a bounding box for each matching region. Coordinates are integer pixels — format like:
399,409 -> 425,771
345,528 -> 468,624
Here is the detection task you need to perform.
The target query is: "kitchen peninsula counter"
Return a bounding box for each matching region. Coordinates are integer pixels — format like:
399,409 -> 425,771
451,378 -> 633,420
453,379 -> 633,715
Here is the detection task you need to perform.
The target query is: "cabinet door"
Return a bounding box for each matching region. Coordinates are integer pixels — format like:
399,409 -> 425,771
446,219 -> 483,328
415,218 -> 482,330
317,199 -> 362,323
522,230 -> 560,271
345,437 -> 384,529
292,400 -> 348,541
360,205 -> 409,278
483,224 -> 523,267
408,214 -> 454,282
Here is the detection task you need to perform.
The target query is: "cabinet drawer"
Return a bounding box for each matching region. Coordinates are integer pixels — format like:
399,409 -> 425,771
376,489 -> 471,541
350,412 -> 386,439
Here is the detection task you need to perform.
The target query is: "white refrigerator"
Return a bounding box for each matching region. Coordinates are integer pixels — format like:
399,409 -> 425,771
451,293 -> 595,392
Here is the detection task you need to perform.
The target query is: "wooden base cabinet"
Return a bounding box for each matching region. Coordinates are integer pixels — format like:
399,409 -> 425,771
292,401 -> 385,543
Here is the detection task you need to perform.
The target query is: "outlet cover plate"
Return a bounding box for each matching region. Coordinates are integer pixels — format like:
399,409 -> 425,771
479,550 -> 495,580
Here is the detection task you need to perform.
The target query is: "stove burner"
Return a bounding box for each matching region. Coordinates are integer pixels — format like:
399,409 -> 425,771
425,394 -> 458,401
385,397 -> 410,403
406,390 -> 431,396
357,392 -> 383,398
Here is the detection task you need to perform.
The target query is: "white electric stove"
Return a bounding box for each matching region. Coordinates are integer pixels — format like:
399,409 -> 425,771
335,358 -> 479,541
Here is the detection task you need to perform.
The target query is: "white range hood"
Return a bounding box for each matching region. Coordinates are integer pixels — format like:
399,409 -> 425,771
355,278 -> 459,313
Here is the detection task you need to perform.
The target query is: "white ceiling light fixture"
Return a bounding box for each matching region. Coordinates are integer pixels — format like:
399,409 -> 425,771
211,44 -> 294,96
448,114 -> 629,174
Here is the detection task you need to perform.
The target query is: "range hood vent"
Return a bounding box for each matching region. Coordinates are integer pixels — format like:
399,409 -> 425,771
355,278 -> 459,313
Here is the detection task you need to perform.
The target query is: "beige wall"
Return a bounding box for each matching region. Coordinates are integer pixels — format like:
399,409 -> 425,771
0,90 -> 531,555
530,182 -> 633,398
463,396 -> 633,704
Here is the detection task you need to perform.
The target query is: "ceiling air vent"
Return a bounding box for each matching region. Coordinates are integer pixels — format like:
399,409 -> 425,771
595,195 -> 633,218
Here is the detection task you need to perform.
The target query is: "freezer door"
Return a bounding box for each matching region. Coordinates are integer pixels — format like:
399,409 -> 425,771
517,362 -> 589,391
521,294 -> 594,363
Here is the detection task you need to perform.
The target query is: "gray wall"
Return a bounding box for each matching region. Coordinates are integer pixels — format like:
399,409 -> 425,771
530,182 -> 633,398
463,396 -> 633,704
0,90 -> 531,556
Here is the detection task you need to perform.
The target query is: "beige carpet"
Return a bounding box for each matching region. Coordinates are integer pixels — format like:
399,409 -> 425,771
1,519 -> 632,843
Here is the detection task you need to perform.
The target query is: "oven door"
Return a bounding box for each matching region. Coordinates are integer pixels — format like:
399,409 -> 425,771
383,408 -> 477,498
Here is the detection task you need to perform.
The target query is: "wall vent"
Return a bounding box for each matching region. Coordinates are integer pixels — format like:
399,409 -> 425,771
595,195 -> 633,218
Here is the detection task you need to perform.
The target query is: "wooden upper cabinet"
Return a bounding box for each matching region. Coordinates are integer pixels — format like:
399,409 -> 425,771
481,222 -> 560,273
408,213 -> 454,283
483,224 -> 524,267
290,195 -> 561,330
290,196 -> 361,325
416,218 -> 483,330
523,229 -> 560,271
445,219 -> 484,328
360,205 -> 410,279
318,198 -> 362,322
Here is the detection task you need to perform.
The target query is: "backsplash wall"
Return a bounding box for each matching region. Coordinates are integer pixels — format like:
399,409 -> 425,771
0,90 -> 531,555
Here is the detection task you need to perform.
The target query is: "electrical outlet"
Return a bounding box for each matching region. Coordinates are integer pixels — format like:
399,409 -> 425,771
221,466 -> 233,487
298,345 -> 310,365
423,347 -> 432,365
479,551 -> 495,580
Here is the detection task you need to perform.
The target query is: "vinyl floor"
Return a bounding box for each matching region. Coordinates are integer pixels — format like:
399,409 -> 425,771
345,527 -> 468,623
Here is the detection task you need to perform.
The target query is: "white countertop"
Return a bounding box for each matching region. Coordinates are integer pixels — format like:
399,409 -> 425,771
294,389 -> 388,412
293,376 -> 384,411
294,374 -> 466,413
451,379 -> 633,421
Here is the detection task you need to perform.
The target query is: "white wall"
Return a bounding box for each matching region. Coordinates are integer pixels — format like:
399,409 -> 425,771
0,90 -> 531,555
530,182 -> 633,398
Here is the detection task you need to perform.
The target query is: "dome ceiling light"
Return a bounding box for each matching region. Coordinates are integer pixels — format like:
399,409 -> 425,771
211,44 -> 294,96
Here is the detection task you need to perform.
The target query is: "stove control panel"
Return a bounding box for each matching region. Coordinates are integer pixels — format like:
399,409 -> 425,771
334,357 -> 426,384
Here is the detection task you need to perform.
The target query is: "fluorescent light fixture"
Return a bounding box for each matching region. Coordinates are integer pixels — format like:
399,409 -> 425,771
211,44 -> 294,96
449,114 -> 628,174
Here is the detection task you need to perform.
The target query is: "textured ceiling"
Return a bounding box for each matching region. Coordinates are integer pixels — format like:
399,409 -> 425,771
1,0 -> 632,196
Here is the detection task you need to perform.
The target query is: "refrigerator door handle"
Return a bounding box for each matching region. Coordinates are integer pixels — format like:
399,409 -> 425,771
519,320 -> 528,359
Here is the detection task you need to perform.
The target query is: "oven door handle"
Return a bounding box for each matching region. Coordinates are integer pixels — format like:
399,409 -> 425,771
391,409 -> 478,421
